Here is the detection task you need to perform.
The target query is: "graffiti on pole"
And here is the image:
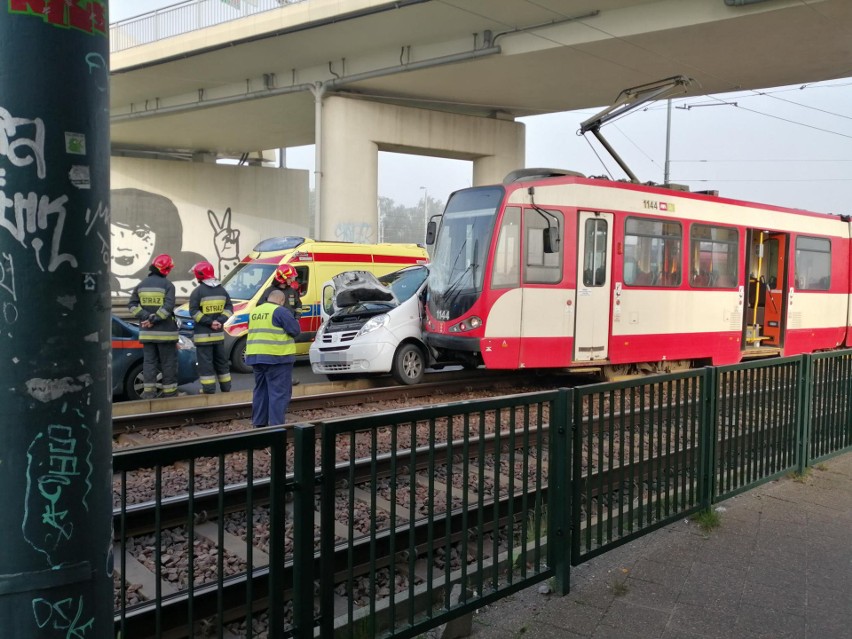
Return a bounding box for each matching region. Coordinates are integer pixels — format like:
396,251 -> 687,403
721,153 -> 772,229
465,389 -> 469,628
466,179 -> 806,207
1,105 -> 82,272
22,423 -> 94,567
7,0 -> 107,37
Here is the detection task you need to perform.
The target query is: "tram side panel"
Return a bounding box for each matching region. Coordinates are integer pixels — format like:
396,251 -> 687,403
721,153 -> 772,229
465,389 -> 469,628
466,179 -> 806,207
603,213 -> 742,367
480,207 -> 579,370
782,230 -> 849,355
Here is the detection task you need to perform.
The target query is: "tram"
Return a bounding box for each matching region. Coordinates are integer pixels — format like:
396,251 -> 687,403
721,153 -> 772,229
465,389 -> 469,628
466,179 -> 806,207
423,169 -> 850,379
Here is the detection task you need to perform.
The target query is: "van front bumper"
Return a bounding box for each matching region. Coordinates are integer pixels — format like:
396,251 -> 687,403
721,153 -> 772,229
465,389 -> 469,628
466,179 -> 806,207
310,338 -> 396,375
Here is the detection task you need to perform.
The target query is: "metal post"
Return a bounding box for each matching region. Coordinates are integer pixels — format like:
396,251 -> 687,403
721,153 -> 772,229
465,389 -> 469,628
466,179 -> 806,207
420,186 -> 428,242
549,388 -> 572,595
701,367 -> 718,508
664,98 -> 672,185
318,422 -> 337,638
797,355 -> 813,474
292,425 -> 317,639
0,2 -> 113,636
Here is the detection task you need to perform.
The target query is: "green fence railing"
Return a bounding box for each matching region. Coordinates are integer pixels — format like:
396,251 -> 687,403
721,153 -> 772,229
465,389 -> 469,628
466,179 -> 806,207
113,427 -> 291,638
713,356 -> 802,501
112,352 -> 852,638
571,371 -> 706,564
316,390 -> 564,638
808,350 -> 852,464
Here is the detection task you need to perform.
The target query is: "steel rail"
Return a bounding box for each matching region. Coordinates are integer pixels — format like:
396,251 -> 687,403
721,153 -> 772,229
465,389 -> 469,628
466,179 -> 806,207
113,371 -> 527,434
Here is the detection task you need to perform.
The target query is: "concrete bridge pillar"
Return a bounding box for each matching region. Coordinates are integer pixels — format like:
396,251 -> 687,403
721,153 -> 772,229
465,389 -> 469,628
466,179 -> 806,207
319,96 -> 524,242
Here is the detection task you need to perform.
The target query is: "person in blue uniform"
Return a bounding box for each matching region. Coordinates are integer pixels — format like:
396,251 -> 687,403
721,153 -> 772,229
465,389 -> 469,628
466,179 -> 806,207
245,289 -> 301,427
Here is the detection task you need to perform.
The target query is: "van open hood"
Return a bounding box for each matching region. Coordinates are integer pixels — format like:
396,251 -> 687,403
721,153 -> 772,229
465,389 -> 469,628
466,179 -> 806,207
329,270 -> 398,313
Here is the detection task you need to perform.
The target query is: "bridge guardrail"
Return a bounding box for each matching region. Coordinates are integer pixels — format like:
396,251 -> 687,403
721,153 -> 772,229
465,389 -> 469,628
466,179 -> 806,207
110,0 -> 307,53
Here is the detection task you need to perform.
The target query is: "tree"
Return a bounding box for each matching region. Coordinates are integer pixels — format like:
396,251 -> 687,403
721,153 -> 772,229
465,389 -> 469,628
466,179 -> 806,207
378,194 -> 443,244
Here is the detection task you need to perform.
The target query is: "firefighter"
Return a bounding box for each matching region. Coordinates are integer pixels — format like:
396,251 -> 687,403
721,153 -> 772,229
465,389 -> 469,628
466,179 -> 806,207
258,263 -> 302,316
128,253 -> 179,399
188,261 -> 234,394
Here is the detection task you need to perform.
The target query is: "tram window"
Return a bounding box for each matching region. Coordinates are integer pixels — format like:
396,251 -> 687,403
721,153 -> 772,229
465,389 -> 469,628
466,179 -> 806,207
689,225 -> 738,288
524,208 -> 563,284
795,236 -> 831,290
623,217 -> 682,287
582,217 -> 608,287
492,207 -> 521,288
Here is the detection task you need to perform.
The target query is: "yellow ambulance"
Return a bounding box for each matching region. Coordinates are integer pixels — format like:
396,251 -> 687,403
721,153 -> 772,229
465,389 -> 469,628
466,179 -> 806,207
176,237 -> 429,372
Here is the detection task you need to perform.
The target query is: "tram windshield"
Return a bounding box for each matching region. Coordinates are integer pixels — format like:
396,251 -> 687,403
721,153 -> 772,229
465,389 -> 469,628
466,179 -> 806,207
427,186 -> 503,320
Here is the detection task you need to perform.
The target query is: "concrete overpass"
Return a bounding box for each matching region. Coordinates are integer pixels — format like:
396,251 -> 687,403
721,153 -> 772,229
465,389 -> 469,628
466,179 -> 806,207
109,0 -> 852,239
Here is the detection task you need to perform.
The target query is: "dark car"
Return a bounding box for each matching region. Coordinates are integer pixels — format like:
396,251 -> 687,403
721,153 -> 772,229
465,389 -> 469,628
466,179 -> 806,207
111,315 -> 198,401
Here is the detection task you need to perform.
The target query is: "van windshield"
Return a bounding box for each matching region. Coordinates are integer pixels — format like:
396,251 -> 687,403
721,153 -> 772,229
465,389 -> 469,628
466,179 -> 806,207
221,262 -> 277,301
379,266 -> 429,303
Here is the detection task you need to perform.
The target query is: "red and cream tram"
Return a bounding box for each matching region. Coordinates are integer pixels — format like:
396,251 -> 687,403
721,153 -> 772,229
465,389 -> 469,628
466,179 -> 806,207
424,169 -> 849,379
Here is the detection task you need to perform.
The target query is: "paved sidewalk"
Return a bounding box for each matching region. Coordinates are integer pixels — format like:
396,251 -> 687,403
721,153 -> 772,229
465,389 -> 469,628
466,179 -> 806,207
468,451 -> 852,639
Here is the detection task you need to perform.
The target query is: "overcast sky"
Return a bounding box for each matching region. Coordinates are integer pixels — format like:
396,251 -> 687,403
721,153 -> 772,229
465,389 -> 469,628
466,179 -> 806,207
111,0 -> 852,216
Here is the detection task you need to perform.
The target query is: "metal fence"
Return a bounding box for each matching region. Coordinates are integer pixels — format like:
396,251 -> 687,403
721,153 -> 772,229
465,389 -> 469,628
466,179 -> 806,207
112,352 -> 852,638
316,391 -> 566,638
713,357 -> 802,501
571,371 -> 706,564
110,0 -> 307,53
113,427 -> 293,638
808,351 -> 852,462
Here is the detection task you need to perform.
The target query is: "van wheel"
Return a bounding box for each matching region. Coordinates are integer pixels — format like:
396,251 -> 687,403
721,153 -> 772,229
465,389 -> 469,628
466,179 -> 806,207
230,338 -> 253,374
392,344 -> 425,385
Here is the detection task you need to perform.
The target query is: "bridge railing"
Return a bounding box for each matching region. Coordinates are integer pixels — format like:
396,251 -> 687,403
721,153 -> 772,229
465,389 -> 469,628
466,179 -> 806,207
110,0 -> 308,53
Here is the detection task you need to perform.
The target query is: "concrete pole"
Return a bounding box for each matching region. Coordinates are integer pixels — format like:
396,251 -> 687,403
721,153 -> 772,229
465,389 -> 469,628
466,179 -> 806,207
0,2 -> 113,637
311,82 -> 325,240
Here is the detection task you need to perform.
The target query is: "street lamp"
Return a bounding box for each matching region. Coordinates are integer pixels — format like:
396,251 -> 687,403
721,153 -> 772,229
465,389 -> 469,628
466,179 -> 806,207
420,186 -> 428,240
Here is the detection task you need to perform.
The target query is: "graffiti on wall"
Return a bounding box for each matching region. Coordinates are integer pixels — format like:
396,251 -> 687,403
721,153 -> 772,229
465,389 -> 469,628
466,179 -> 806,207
208,207 -> 241,280
110,188 -> 242,297
335,221 -> 374,243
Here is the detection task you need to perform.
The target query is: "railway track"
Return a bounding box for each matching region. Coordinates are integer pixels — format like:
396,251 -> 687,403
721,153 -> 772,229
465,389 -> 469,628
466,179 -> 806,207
112,370 -> 538,434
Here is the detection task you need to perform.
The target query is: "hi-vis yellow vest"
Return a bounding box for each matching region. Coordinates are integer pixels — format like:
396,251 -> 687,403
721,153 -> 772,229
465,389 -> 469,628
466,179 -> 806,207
245,303 -> 296,357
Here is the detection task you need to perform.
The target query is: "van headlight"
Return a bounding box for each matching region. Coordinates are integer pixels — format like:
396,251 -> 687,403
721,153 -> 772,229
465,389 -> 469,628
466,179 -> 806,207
177,334 -> 196,351
358,314 -> 389,336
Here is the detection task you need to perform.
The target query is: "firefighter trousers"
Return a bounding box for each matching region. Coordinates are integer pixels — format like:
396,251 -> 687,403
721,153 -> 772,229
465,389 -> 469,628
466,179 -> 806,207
142,342 -> 178,398
196,342 -> 232,393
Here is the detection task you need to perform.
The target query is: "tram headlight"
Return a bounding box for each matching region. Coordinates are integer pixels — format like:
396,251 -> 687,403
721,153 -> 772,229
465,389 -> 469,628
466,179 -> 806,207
358,313 -> 389,336
449,316 -> 482,333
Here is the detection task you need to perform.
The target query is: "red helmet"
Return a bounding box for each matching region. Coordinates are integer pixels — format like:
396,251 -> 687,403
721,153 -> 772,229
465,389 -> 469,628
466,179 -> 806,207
192,261 -> 215,280
152,254 -> 175,276
274,263 -> 297,284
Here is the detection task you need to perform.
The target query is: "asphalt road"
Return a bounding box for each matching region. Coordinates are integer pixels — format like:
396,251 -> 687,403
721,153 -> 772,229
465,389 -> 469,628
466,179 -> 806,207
177,358 -> 321,395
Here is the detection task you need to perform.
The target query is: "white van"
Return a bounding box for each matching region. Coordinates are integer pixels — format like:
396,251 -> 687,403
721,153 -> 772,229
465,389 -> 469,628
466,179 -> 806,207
309,265 -> 430,384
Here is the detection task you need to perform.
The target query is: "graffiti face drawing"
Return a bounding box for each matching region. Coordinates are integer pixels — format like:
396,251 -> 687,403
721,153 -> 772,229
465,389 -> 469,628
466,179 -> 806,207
111,222 -> 156,278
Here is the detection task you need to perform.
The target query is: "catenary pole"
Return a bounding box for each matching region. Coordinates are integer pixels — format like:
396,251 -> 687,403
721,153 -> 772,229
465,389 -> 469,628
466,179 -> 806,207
0,2 -> 113,637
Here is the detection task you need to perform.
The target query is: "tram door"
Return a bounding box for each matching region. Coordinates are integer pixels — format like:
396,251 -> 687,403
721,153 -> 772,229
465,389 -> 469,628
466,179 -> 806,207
762,233 -> 787,345
745,230 -> 788,347
574,212 -> 613,361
